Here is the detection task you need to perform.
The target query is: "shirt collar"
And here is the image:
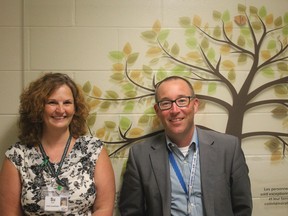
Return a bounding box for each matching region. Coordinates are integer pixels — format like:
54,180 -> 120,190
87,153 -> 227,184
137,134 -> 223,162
166,127 -> 198,151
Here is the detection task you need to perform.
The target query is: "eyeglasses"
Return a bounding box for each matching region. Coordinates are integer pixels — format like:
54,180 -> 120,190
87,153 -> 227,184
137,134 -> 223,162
157,96 -> 195,110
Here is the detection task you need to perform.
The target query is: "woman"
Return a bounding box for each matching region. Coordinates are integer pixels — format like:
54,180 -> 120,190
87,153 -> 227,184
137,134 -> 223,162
0,73 -> 115,215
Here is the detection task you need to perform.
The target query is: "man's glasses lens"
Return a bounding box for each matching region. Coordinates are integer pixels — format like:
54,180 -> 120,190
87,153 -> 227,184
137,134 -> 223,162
158,96 -> 194,110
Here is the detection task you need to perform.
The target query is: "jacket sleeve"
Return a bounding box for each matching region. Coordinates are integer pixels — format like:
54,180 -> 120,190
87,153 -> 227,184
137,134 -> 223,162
118,147 -> 146,216
231,137 -> 253,216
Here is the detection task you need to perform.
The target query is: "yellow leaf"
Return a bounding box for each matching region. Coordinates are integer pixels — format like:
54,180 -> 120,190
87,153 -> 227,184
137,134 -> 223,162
88,99 -> 100,109
220,44 -> 231,54
113,63 -> 124,72
96,127 -> 106,138
193,15 -> 202,27
271,150 -> 282,161
152,20 -> 161,33
261,50 -> 271,60
186,51 -> 201,60
146,47 -> 162,56
130,70 -> 141,80
123,43 -> 132,56
224,21 -> 233,34
193,81 -> 202,92
92,86 -> 102,97
127,128 -> 144,138
222,60 -> 235,69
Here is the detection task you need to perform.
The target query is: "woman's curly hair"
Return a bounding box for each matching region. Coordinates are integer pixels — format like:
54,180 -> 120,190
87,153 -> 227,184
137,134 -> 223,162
18,72 -> 90,146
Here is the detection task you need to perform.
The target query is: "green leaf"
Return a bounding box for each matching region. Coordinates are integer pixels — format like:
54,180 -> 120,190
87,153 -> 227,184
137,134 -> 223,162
87,112 -> 97,127
106,90 -> 119,99
144,107 -> 156,114
127,53 -> 139,65
222,10 -> 230,22
240,27 -> 251,36
143,65 -> 153,76
109,51 -> 124,61
186,37 -> 197,49
261,67 -> 275,78
271,105 -> 288,117
259,6 -> 267,18
237,4 -> 246,13
179,16 -> 191,27
251,21 -> 262,31
110,73 -> 125,81
213,10 -> 222,20
249,6 -> 258,15
124,90 -> 137,98
284,12 -> 288,24
228,69 -> 236,81
138,114 -> 150,124
119,117 -> 131,131
207,48 -> 216,61
208,82 -> 217,94
277,62 -> 288,72
264,138 -> 281,152
156,68 -> 168,83
172,65 -> 185,74
274,16 -> 283,27
171,43 -> 180,56
185,27 -> 196,36
100,101 -> 111,110
213,26 -> 221,38
82,81 -> 92,93
141,30 -> 157,41
122,83 -> 134,91
274,85 -> 288,95
123,101 -> 135,113
238,54 -> 247,63
201,38 -> 209,49
267,40 -> 276,49
158,29 -> 170,42
105,121 -> 116,130
237,35 -> 246,47
283,26 -> 288,36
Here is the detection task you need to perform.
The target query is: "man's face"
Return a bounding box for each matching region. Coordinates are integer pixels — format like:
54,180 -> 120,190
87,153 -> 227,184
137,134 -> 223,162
154,79 -> 199,141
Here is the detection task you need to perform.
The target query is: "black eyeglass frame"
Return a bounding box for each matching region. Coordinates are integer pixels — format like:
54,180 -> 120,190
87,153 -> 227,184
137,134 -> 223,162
157,96 -> 195,111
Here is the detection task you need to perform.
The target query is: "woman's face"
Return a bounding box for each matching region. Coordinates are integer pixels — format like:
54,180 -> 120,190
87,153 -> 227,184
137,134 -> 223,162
43,84 -> 75,133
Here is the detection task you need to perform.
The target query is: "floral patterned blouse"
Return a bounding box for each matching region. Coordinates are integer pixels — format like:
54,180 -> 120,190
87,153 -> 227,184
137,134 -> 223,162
5,136 -> 103,215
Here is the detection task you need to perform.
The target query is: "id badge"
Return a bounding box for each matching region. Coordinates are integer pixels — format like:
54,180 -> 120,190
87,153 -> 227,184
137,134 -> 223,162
43,185 -> 69,212
44,195 -> 68,212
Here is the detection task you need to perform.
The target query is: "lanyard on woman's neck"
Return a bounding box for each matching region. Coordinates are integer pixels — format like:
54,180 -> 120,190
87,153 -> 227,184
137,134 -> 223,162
39,134 -> 72,189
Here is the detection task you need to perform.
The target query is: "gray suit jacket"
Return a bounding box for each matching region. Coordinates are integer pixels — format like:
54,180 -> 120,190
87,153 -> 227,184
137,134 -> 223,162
119,126 -> 252,216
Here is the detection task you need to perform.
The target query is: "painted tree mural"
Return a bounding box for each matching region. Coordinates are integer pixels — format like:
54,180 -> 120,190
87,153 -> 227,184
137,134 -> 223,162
82,4 -> 288,158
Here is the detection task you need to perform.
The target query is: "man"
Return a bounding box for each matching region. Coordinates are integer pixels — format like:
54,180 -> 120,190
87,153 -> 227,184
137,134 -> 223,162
119,76 -> 252,216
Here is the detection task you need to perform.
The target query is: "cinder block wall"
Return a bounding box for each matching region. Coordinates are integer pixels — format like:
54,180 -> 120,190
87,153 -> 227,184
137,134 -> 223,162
0,1 -> 287,215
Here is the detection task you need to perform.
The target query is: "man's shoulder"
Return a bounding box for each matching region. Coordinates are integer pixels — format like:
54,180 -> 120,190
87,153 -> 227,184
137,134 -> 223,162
129,131 -> 166,150
196,125 -> 237,141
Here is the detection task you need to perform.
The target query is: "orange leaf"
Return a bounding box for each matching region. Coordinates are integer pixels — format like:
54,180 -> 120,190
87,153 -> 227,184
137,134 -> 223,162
265,14 -> 274,25
234,15 -> 247,26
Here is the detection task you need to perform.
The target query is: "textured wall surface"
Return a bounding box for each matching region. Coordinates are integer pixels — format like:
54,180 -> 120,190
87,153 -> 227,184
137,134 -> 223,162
0,0 -> 287,215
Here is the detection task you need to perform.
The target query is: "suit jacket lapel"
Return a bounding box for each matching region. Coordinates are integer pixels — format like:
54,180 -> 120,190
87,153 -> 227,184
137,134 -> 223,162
197,127 -> 217,216
149,133 -> 171,216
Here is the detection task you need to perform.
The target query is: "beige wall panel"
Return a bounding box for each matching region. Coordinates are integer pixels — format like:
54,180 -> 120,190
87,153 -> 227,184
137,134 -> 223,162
0,28 -> 22,70
24,0 -> 74,26
0,0 -> 22,26
0,71 -> 22,114
76,0 -> 162,27
29,28 -> 118,70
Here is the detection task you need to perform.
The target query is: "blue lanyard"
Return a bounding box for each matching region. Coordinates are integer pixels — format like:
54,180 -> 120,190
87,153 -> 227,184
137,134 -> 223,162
169,143 -> 198,196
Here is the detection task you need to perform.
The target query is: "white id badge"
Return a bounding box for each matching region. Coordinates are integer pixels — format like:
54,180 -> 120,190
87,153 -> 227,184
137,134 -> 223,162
44,195 -> 68,212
